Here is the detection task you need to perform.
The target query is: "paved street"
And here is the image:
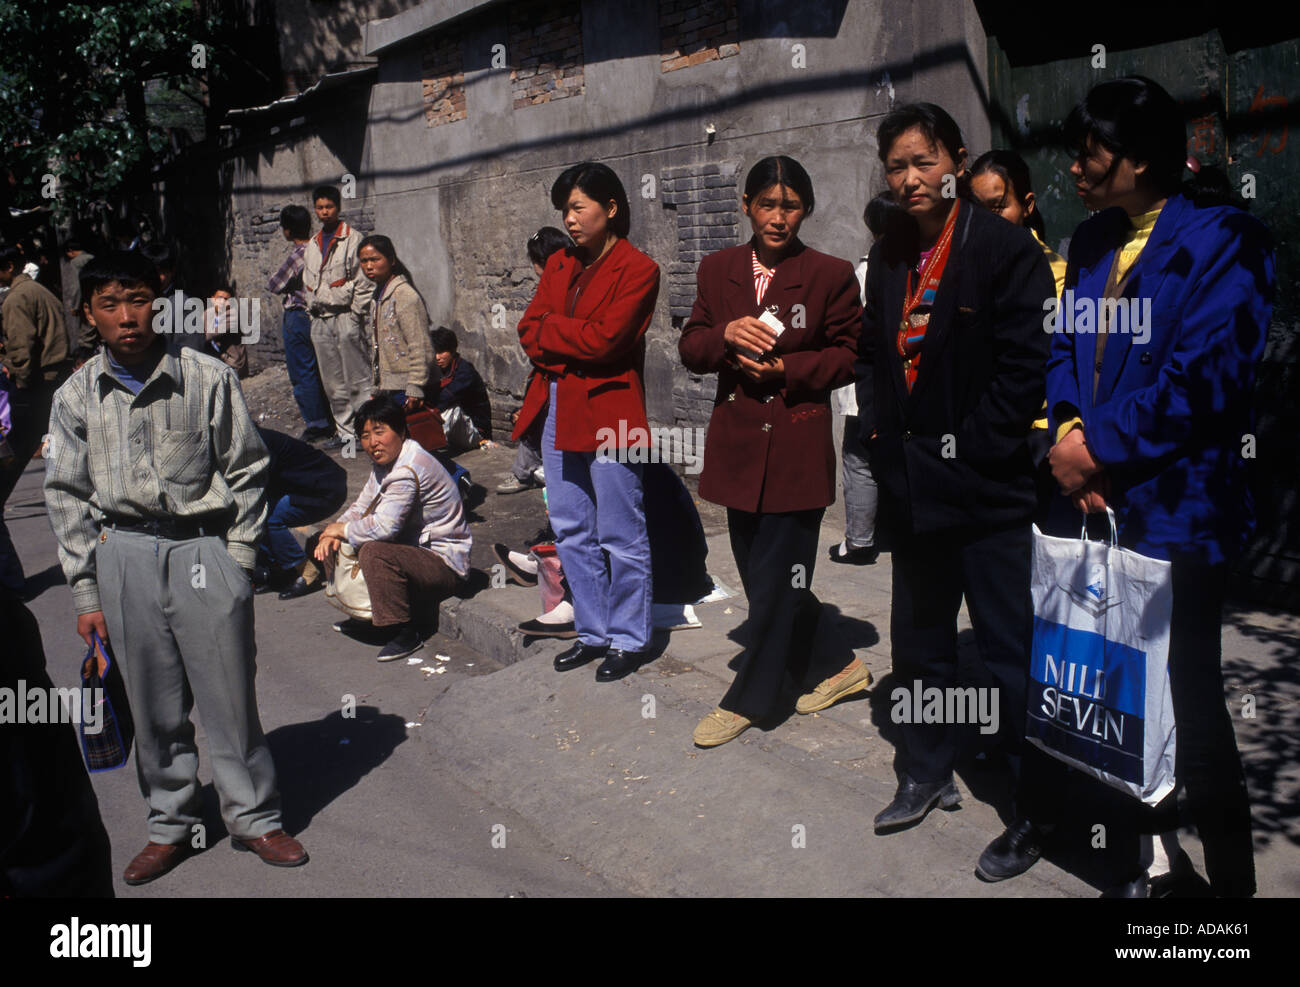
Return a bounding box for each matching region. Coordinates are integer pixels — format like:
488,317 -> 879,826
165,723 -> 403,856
8,434 -> 1299,897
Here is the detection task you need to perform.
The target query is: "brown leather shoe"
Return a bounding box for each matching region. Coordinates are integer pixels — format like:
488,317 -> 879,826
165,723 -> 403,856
230,829 -> 309,867
123,842 -> 189,886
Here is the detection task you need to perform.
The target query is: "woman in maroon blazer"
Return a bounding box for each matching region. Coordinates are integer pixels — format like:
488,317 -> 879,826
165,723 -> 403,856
679,156 -> 865,747
513,162 -> 661,682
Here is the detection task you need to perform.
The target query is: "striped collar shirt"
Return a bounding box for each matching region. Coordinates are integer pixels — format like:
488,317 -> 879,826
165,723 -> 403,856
752,250 -> 776,305
43,342 -> 270,614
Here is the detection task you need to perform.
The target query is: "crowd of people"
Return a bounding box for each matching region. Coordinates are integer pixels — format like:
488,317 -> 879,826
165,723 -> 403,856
0,73 -> 1274,898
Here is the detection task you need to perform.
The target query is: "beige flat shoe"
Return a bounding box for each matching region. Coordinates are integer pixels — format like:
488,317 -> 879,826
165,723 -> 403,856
693,707 -> 754,747
796,659 -> 873,714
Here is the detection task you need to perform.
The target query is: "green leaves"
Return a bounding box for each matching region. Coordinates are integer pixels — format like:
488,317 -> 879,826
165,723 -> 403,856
0,1 -> 216,218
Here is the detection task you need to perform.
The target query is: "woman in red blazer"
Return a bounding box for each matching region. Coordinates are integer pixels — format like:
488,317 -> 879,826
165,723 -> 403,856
513,162 -> 660,682
679,156 -> 865,747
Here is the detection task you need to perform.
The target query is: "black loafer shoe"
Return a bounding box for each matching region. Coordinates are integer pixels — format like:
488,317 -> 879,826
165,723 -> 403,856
553,641 -> 608,671
874,774 -> 961,833
1101,872 -> 1150,898
518,618 -> 577,639
976,818 -> 1044,882
828,542 -> 879,565
595,648 -> 647,682
277,576 -> 319,600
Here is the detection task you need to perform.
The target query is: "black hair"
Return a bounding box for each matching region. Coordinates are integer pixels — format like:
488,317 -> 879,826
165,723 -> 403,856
864,192 -> 907,240
139,241 -> 177,272
312,185 -> 341,207
527,226 -> 573,267
743,156 -> 816,215
877,102 -> 967,168
358,235 -> 414,282
79,250 -> 162,304
280,204 -> 313,238
1063,76 -> 1187,199
211,282 -> 236,296
430,326 -> 458,355
550,163 -> 631,238
969,149 -> 1048,239
62,237 -> 85,254
354,396 -> 409,438
0,245 -> 23,270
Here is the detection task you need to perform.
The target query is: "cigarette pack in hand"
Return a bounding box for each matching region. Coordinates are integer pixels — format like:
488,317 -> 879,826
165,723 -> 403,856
758,307 -> 786,338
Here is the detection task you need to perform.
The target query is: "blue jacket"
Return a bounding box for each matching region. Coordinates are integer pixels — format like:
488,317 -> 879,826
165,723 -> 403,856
1046,194 -> 1275,565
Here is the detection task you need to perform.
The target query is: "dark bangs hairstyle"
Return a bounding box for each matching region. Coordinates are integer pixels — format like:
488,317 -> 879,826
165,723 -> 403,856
312,184 -> 342,207
743,156 -> 816,214
358,235 -> 414,282
1063,76 -> 1186,198
80,250 -> 163,304
877,102 -> 968,173
354,396 -> 409,438
969,149 -> 1048,239
550,163 -> 631,238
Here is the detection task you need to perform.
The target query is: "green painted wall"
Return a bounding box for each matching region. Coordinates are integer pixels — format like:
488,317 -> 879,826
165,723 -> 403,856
985,30 -> 1299,609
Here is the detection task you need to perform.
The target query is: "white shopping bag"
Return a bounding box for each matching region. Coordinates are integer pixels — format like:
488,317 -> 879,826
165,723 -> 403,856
1027,509 -> 1175,805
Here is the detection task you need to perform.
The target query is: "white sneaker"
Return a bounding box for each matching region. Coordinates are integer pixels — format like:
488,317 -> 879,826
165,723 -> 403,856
531,466 -> 545,486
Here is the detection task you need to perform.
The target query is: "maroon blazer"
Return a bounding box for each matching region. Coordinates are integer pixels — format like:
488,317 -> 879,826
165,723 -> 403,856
513,237 -> 660,453
679,238 -> 860,513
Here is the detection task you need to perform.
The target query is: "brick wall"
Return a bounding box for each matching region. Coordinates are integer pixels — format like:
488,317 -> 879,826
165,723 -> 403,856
661,161 -> 742,427
229,199 -> 375,374
422,34 -> 467,127
509,0 -> 585,109
661,161 -> 741,322
659,0 -> 740,72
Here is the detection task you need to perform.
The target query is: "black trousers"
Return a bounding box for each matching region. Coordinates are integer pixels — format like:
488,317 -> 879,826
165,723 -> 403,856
889,520 -> 1055,816
1098,561 -> 1255,894
722,507 -> 825,719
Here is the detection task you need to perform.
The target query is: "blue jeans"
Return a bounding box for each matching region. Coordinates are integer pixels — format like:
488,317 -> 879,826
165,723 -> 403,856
259,493 -> 312,571
542,380 -> 652,651
282,309 -> 330,430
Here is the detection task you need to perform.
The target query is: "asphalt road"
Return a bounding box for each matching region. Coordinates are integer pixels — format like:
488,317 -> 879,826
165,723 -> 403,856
7,457 -> 620,897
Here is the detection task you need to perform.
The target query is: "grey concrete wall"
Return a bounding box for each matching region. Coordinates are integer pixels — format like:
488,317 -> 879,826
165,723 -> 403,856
358,0 -> 990,435
215,0 -> 991,430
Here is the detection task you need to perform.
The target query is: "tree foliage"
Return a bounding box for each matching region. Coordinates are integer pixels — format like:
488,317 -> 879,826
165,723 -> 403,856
0,1 -> 218,219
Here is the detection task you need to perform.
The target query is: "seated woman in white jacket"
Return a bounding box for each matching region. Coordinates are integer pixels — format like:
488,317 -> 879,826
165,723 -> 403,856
310,396 -> 472,660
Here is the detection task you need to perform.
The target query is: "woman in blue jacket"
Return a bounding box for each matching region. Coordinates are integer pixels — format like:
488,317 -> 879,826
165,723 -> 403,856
1044,76 -> 1274,897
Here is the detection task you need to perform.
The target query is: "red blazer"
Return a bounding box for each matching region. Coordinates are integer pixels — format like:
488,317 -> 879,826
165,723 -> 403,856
513,237 -> 661,453
679,239 -> 860,513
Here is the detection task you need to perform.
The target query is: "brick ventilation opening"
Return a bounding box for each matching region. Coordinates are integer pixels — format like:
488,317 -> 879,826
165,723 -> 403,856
660,0 -> 740,72
662,162 -> 741,322
423,34 -> 467,127
510,0 -> 585,110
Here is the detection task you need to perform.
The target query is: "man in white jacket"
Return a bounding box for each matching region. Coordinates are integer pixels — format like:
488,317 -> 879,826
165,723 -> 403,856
302,185 -> 374,447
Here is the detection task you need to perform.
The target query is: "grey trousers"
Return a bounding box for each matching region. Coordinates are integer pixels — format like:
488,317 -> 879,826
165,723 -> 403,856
310,310 -> 372,437
841,414 -> 878,549
96,529 -> 281,845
